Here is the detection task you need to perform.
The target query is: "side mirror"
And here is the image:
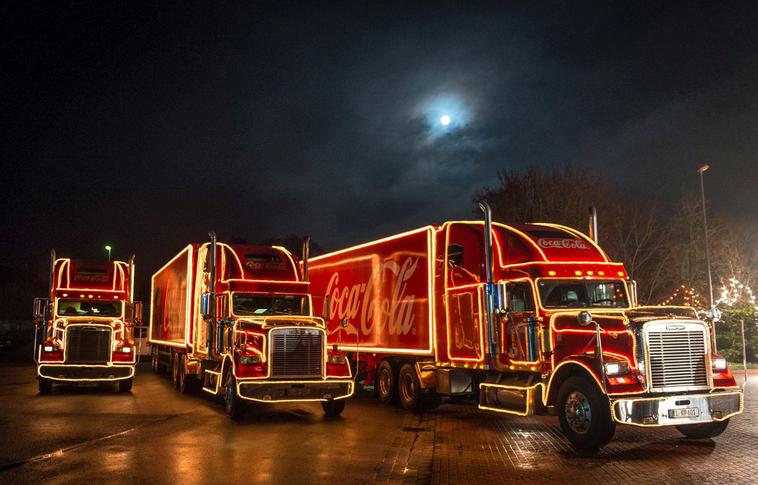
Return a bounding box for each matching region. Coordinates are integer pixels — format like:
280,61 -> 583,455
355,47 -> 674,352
200,293 -> 213,320
322,296 -> 331,321
627,280 -> 638,307
131,301 -> 143,324
577,310 -> 593,326
33,298 -> 49,324
707,307 -> 722,323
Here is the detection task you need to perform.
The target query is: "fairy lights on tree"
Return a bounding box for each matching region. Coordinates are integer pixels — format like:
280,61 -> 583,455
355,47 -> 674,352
716,278 -> 756,308
659,284 -> 706,310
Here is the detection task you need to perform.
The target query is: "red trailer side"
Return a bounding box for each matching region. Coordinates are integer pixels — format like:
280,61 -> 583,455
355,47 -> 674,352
309,226 -> 435,355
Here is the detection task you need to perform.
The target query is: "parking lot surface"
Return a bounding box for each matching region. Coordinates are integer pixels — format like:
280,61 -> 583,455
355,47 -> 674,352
0,364 -> 755,484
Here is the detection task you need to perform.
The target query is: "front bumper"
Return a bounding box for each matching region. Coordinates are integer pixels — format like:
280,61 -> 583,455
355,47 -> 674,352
237,379 -> 354,402
38,364 -> 135,382
611,390 -> 743,426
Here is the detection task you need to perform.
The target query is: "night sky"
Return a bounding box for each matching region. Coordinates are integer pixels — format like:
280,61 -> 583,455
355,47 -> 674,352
2,1 -> 757,316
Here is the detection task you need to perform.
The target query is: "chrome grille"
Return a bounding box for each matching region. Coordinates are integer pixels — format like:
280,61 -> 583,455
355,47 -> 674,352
269,328 -> 323,378
646,325 -> 708,391
65,325 -> 112,364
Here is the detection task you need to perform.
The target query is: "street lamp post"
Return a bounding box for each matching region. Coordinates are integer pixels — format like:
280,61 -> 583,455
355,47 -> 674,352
698,164 -> 716,352
105,245 -> 112,262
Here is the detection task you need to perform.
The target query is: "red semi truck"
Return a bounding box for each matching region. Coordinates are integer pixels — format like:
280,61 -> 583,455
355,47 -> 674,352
32,252 -> 141,393
308,206 -> 744,448
148,232 -> 353,418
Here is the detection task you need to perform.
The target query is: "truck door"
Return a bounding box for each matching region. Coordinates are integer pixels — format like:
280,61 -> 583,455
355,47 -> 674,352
504,281 -> 539,364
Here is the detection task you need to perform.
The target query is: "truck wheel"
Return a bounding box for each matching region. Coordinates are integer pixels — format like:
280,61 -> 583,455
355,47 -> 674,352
178,356 -> 194,394
423,390 -> 442,411
676,419 -> 730,439
119,378 -> 133,393
557,375 -> 616,449
151,347 -> 160,374
171,353 -> 180,388
38,378 -> 53,395
321,398 -> 346,417
377,360 -> 398,404
223,372 -> 245,420
398,363 -> 425,412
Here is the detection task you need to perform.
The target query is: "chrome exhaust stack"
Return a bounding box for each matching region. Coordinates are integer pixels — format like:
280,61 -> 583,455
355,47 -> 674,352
479,202 -> 499,366
588,206 -> 598,243
302,236 -> 310,282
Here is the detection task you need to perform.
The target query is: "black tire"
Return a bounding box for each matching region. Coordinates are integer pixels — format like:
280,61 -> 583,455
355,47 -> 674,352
376,360 -> 398,404
177,355 -> 190,393
223,370 -> 245,420
322,399 -> 346,417
170,353 -> 180,388
398,363 -> 425,412
151,347 -> 160,373
38,378 -> 53,395
423,390 -> 442,411
676,419 -> 730,439
119,378 -> 133,393
557,375 -> 616,449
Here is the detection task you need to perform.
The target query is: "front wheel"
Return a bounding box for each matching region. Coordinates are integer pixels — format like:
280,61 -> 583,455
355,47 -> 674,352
38,378 -> 53,395
676,419 -> 730,439
557,375 -> 616,449
118,378 -> 133,393
321,399 -> 346,417
223,372 -> 245,420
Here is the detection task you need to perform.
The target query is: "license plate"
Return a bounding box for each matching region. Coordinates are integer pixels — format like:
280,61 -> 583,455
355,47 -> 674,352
288,387 -> 308,396
669,407 -> 699,418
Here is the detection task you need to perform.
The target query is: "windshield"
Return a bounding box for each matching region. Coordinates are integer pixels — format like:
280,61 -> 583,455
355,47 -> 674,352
57,299 -> 122,317
537,279 -> 628,309
233,294 -> 309,316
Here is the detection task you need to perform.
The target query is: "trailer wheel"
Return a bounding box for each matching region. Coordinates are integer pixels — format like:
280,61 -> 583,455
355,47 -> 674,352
676,419 -> 730,439
151,347 -> 160,373
377,360 -> 398,404
321,398 -> 346,417
170,352 -> 180,388
557,375 -> 616,449
223,371 -> 245,420
38,378 -> 53,395
119,378 -> 133,393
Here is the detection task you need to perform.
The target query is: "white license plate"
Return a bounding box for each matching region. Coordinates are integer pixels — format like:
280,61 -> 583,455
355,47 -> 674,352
669,407 -> 699,418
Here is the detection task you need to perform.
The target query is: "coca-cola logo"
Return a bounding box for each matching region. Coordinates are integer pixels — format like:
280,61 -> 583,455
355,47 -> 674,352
537,238 -> 589,250
245,261 -> 288,271
325,257 -> 419,337
74,274 -> 109,282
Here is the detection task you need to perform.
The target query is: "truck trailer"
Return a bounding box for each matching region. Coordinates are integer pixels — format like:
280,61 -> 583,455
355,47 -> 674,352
308,206 -> 743,448
149,232 -> 353,418
32,252 -> 141,393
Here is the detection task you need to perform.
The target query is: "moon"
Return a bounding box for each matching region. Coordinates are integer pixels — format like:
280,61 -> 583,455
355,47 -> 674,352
440,114 -> 451,126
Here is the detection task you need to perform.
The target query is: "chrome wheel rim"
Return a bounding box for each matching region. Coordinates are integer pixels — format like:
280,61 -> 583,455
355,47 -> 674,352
400,373 -> 414,403
379,368 -> 392,398
565,391 -> 592,434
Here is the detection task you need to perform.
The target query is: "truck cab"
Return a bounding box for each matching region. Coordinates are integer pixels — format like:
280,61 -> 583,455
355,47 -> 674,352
442,217 -> 742,448
33,254 -> 141,393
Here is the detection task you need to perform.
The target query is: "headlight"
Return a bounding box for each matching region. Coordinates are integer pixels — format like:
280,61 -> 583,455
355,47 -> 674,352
240,355 -> 261,366
712,356 -> 727,371
604,361 -> 629,375
327,354 -> 347,365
